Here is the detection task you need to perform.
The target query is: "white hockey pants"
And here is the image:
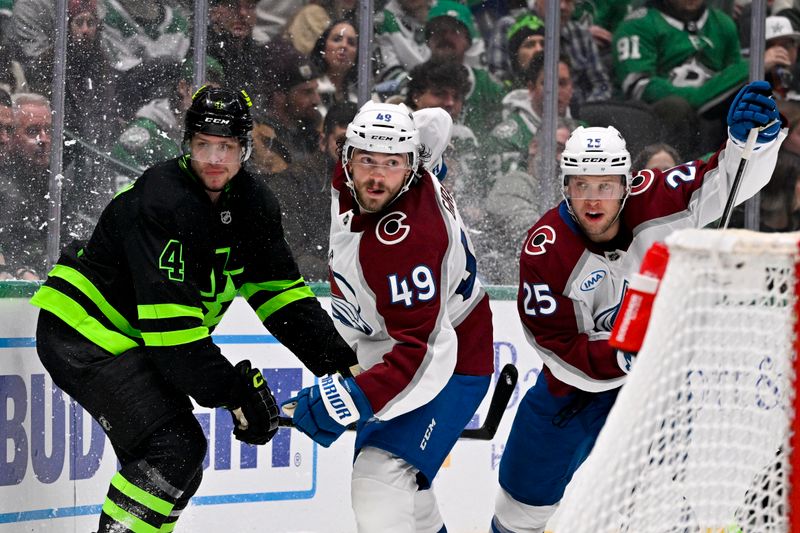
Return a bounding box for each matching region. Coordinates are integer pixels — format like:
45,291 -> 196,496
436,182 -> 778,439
351,447 -> 444,533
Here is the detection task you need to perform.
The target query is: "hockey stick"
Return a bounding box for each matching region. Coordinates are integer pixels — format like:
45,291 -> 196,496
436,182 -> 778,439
461,363 -> 518,439
717,122 -> 775,230
278,363 -> 518,441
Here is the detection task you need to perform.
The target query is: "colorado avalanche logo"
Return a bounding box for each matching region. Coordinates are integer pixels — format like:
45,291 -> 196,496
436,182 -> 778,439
376,211 -> 410,245
524,225 -> 556,256
330,271 -> 374,335
595,279 -> 628,331
630,170 -> 655,196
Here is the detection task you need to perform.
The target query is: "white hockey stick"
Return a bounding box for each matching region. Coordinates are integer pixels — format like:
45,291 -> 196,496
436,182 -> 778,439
717,121 -> 777,229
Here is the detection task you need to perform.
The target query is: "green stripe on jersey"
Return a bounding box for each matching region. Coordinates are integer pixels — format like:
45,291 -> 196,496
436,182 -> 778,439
30,286 -> 139,355
138,303 -> 204,320
239,278 -> 305,299
48,264 -> 141,338
141,326 -> 208,347
253,286 -> 314,321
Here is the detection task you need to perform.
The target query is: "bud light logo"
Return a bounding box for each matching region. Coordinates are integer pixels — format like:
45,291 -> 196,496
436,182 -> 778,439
580,270 -> 606,291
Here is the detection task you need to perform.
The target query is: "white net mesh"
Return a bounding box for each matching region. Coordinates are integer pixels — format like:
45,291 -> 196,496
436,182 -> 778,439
550,229 -> 800,533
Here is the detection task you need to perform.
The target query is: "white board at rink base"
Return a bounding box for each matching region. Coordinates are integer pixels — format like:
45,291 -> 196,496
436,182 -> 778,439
0,287 -> 544,533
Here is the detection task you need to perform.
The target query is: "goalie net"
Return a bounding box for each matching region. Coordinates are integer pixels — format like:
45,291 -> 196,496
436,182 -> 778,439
549,228 -> 800,533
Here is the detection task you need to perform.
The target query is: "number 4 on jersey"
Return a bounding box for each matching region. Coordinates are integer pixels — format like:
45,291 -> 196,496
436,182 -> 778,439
159,239 -> 185,281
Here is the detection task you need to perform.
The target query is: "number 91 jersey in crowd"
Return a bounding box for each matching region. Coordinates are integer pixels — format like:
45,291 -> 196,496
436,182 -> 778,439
329,162 -> 494,420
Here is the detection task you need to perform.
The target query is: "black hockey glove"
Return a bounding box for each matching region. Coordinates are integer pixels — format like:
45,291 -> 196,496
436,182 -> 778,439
229,360 -> 279,445
304,332 -> 359,377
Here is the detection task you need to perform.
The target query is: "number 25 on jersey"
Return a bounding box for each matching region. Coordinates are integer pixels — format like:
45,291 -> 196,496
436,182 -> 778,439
523,282 -> 557,316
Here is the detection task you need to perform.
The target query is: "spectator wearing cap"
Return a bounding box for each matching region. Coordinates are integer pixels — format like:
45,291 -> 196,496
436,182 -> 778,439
488,12 -> 545,90
425,0 -> 505,132
764,15 -> 800,99
310,19 -> 360,119
487,1 -> 537,83
64,0 -> 120,148
259,40 -> 323,166
110,57 -> 226,183
503,13 -> 546,90
13,0 -> 120,144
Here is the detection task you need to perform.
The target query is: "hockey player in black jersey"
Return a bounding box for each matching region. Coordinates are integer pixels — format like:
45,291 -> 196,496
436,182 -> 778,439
30,86 -> 358,532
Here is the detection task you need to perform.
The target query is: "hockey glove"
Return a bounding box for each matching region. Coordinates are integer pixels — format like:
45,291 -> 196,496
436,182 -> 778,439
281,375 -> 372,448
300,332 -> 359,377
229,360 -> 279,445
727,81 -> 781,144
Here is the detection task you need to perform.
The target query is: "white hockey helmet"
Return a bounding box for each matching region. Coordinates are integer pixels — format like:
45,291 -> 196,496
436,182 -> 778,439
342,101 -> 420,171
560,125 -> 632,190
341,101 -> 422,207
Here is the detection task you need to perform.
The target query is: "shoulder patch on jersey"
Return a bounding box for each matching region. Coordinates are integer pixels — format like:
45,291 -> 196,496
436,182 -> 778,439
630,169 -> 655,196
524,225 -> 556,256
579,269 -> 607,291
376,211 -> 410,245
492,119 -> 518,140
120,125 -> 151,151
330,271 -> 374,335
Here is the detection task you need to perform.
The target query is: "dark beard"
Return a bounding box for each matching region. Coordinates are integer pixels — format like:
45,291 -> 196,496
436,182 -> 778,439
653,0 -> 705,23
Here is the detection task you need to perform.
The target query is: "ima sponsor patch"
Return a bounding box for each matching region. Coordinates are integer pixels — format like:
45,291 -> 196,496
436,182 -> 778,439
580,269 -> 607,291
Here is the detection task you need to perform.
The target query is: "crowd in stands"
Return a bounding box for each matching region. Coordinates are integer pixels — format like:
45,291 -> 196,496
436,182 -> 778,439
1,0 -> 800,284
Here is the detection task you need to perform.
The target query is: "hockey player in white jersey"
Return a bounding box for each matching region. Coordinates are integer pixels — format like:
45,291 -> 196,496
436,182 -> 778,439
283,102 -> 494,532
490,80 -> 785,533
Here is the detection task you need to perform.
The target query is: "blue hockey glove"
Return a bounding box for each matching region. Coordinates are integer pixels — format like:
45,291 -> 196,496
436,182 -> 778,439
282,375 -> 372,447
229,360 -> 279,445
727,81 -> 781,144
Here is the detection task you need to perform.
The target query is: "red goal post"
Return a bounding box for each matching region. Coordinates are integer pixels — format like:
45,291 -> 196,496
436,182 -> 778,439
548,228 -> 800,533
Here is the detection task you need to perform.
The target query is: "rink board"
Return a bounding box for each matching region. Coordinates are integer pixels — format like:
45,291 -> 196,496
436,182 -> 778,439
0,284 -> 542,533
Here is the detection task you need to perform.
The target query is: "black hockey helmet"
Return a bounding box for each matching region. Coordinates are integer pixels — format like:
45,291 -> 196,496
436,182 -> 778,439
184,85 -> 254,162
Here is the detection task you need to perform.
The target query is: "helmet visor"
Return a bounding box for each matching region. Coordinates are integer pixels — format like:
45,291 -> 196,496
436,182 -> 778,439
188,135 -> 244,164
566,176 -> 626,200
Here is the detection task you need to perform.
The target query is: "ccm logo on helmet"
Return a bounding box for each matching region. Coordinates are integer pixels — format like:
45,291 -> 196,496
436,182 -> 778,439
370,135 -> 395,141
204,117 -> 231,124
582,157 -> 608,162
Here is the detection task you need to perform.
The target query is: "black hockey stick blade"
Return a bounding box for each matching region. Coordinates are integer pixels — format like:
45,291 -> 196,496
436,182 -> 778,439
459,363 -> 518,440
277,363 -> 519,440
